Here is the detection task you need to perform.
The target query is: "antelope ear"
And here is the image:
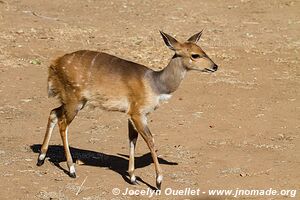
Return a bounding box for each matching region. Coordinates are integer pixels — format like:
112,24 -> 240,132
187,30 -> 203,43
159,31 -> 180,51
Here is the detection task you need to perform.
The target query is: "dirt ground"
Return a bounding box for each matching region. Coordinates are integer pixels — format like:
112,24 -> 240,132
0,0 -> 299,199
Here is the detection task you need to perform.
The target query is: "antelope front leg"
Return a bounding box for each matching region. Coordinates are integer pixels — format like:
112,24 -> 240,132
130,114 -> 163,190
128,119 -> 138,184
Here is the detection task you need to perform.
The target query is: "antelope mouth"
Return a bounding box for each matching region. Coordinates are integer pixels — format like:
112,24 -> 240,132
203,68 -> 216,73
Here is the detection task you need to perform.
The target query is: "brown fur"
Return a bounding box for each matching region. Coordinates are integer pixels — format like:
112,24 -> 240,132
48,50 -> 153,115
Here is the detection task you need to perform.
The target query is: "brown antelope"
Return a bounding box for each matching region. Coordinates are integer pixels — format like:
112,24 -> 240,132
37,30 -> 218,189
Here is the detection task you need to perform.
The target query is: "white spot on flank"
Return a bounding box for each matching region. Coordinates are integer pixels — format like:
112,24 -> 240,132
91,53 -> 100,67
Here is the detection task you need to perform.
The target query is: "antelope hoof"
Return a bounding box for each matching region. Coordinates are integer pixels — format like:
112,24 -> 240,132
69,172 -> 76,178
36,158 -> 45,166
69,165 -> 76,178
156,175 -> 163,190
37,154 -> 46,166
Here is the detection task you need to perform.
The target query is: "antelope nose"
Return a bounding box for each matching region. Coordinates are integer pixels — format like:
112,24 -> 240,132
212,64 -> 218,71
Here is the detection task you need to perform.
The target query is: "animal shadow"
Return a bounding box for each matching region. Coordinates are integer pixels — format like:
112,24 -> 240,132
31,144 -> 177,189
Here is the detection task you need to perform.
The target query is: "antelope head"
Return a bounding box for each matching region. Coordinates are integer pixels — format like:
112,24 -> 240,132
160,30 -> 218,73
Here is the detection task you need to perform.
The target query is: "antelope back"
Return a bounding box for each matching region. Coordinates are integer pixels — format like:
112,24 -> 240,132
47,50 -> 153,112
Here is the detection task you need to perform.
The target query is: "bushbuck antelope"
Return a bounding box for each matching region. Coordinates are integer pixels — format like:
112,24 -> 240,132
37,30 -> 218,189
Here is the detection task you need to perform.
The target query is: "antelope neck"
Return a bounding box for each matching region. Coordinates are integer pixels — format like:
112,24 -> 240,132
150,56 -> 187,94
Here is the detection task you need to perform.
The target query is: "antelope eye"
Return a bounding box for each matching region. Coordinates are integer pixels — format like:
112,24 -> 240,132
191,54 -> 201,59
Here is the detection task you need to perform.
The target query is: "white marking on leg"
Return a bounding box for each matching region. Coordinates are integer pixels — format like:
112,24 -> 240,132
39,153 -> 46,160
50,112 -> 58,124
70,165 -> 76,174
48,115 -> 57,138
49,121 -> 56,131
141,115 -> 147,127
129,142 -> 134,158
130,174 -> 136,183
130,140 -> 135,149
157,175 -> 163,183
129,140 -> 135,172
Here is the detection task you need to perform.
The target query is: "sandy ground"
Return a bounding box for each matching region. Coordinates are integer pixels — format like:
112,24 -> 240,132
0,0 -> 299,199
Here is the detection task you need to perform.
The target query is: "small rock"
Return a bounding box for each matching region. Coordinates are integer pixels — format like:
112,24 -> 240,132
21,98 -> 32,103
192,112 -> 203,118
240,172 -> 249,177
246,33 -> 254,38
228,5 -> 238,9
16,29 -> 24,34
278,134 -> 285,139
30,59 -> 41,65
